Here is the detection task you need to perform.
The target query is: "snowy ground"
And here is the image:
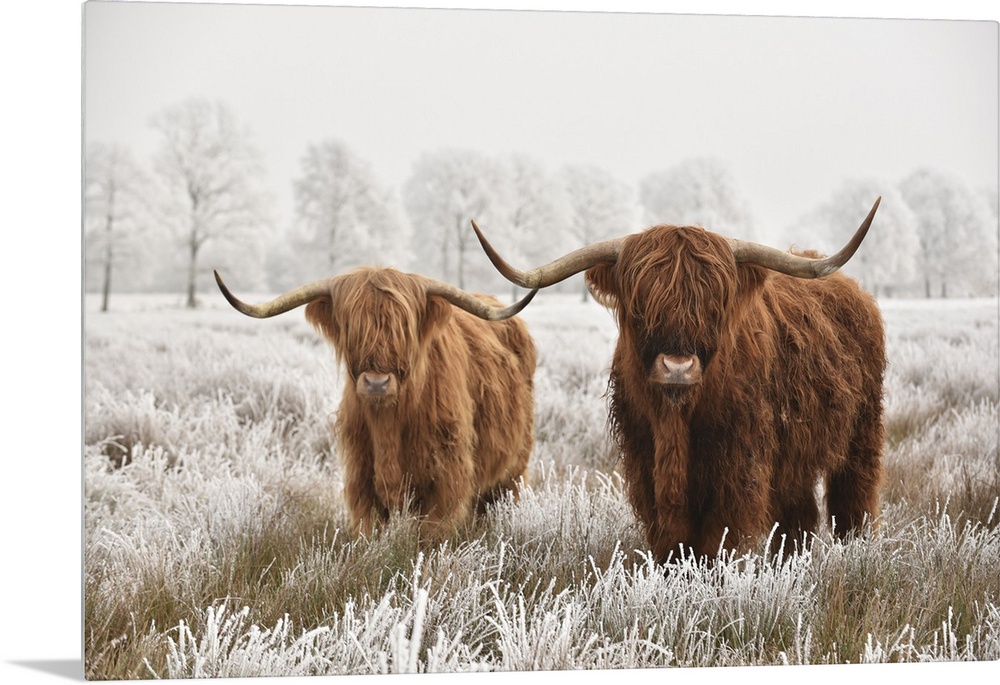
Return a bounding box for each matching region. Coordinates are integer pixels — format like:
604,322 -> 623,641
82,291 -> 999,678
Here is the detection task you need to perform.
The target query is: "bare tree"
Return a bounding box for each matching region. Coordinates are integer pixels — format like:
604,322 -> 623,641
151,99 -> 269,308
490,154 -> 572,298
84,142 -> 151,311
291,139 -> 406,281
899,169 -> 997,297
791,180 -> 919,298
557,164 -> 637,300
403,148 -> 510,290
639,157 -> 757,241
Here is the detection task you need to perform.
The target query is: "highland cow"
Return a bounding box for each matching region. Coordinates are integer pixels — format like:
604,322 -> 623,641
215,267 -> 537,541
472,199 -> 885,562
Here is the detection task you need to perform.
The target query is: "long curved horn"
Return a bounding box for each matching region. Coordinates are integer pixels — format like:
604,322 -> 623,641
472,220 -> 625,289
727,197 -> 881,278
421,276 -> 538,321
216,268 -> 535,322
214,270 -> 333,318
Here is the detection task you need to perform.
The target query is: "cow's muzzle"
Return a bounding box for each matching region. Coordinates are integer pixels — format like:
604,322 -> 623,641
649,353 -> 703,388
356,372 -> 399,399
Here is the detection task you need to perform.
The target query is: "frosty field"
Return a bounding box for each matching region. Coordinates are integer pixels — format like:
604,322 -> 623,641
82,293 -> 1000,679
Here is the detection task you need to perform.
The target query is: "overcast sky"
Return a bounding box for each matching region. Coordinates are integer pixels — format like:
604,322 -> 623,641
82,1 -> 998,243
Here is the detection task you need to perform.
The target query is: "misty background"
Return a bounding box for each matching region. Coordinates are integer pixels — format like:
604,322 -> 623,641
83,3 -> 999,310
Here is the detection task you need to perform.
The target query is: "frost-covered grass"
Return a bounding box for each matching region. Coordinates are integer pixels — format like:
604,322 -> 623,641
83,294 -> 999,679
878,299 -> 1000,523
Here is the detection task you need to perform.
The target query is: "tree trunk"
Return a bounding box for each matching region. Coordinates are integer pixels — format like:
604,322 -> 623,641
454,216 -> 467,290
186,232 -> 199,309
101,253 -> 112,313
441,237 -> 450,286
925,277 -> 932,298
186,188 -> 203,309
101,212 -> 114,313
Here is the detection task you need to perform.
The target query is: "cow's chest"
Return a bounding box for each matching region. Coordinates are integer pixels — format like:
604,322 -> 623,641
651,412 -> 691,507
367,419 -> 451,507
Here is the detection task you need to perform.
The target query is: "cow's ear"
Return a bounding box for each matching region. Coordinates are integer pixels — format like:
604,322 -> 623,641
305,296 -> 339,345
423,295 -> 453,337
585,263 -> 620,309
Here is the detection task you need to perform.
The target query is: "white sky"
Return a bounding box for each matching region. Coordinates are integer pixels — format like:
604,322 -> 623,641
82,0 -> 998,241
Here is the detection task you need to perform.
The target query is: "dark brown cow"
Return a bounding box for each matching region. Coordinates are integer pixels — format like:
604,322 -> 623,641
473,199 -> 885,562
215,267 -> 538,541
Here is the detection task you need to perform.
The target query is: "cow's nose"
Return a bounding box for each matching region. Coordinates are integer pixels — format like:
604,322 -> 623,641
358,372 -> 396,396
662,356 -> 695,375
651,353 -> 702,386
363,373 -> 390,393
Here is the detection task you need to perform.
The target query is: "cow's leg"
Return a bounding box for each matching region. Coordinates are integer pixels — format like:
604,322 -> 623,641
769,488 -> 820,557
623,442 -> 673,563
826,462 -> 881,538
502,427 -> 533,503
420,477 -> 474,541
636,412 -> 697,564
690,517 -> 739,561
343,459 -> 387,537
416,428 -> 477,541
477,473 -> 524,513
336,414 -> 388,537
826,401 -> 883,538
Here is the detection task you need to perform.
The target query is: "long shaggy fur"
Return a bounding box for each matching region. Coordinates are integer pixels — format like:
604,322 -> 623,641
586,226 -> 885,562
303,267 -> 537,541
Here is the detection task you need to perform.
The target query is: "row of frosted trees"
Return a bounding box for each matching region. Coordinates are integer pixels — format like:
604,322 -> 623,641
85,99 -> 999,311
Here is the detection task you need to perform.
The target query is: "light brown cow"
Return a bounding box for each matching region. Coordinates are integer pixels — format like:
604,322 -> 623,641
215,267 -> 537,541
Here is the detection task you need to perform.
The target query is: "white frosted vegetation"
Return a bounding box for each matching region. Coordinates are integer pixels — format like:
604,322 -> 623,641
878,299 -> 999,518
83,295 -> 1000,677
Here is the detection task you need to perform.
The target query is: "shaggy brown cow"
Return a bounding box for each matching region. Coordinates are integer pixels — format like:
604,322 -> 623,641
214,267 -> 538,541
472,199 -> 885,562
